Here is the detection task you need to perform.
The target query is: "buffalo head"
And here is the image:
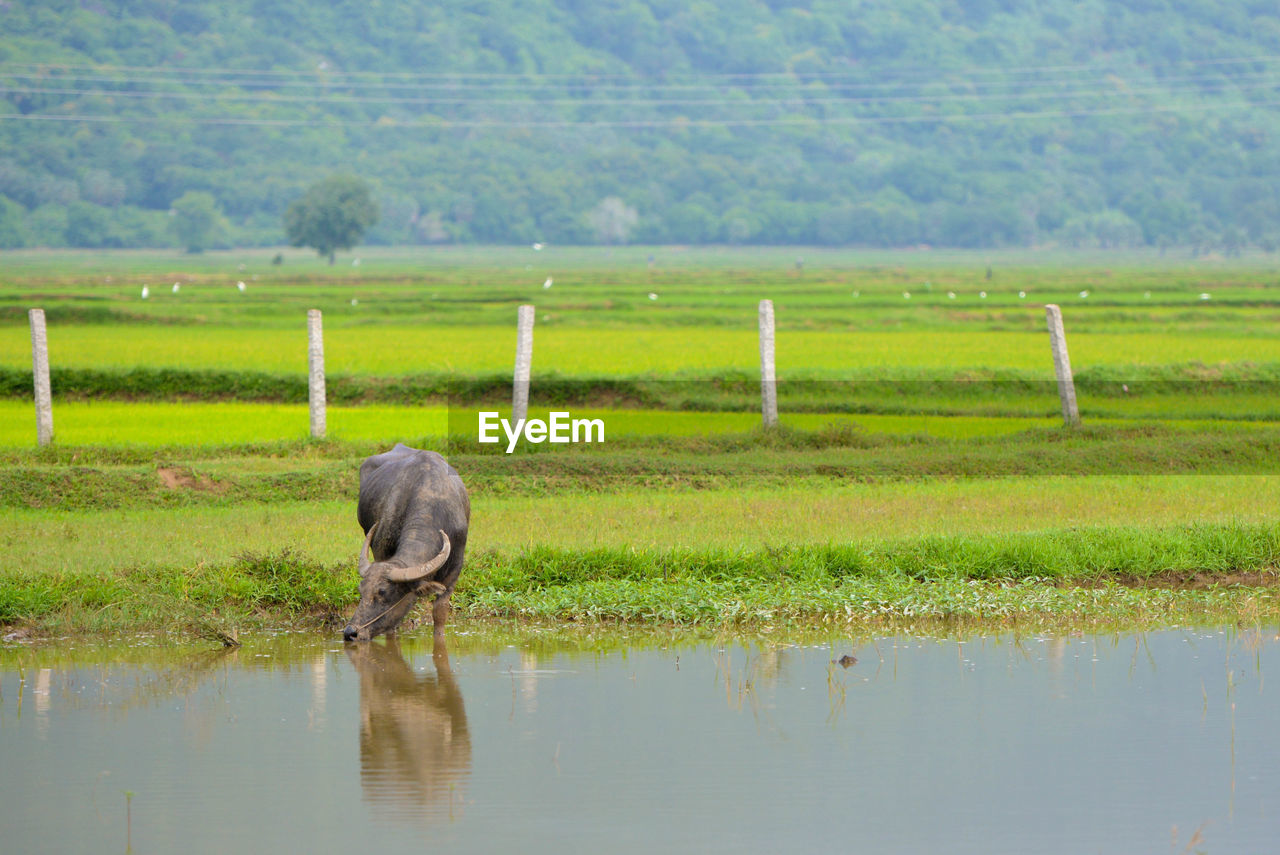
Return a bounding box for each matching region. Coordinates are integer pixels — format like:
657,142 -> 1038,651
343,523 -> 452,642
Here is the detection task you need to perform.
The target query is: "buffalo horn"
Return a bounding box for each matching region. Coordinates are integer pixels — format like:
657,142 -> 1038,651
358,522 -> 378,577
387,531 -> 451,583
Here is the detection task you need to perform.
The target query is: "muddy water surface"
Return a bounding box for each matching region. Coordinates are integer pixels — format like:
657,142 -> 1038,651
1,627 -> 1276,853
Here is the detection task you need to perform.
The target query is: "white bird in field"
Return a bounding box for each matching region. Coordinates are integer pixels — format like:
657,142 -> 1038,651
237,281 -> 246,292
532,243 -> 544,251
902,291 -> 911,299
1018,291 -> 1026,299
351,298 -> 359,306
1079,290 -> 1089,299
1199,293 -> 1211,300
979,291 -> 987,299
948,292 -> 956,299
543,277 -> 553,289
172,282 -> 180,293
352,257 -> 361,267
140,286 -> 149,299
648,292 -> 658,300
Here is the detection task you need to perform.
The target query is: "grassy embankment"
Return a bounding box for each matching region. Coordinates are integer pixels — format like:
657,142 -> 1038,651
6,425 -> 1279,637
2,248 -> 1279,638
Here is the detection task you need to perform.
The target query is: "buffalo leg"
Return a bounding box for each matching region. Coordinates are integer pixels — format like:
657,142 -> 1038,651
431,544 -> 464,644
432,593 -> 451,641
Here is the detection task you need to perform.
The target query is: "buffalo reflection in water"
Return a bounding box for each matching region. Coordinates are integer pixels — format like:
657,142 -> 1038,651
344,639 -> 471,820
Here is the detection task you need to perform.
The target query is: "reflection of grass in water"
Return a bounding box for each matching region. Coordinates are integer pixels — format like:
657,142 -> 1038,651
713,649 -> 759,716
1170,822 -> 1208,854
826,663 -> 848,724
124,790 -> 134,853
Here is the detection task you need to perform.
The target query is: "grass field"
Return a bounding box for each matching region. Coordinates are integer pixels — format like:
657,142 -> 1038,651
6,474 -> 1278,574
6,398 -> 1280,450
6,324 -> 1280,376
0,400 -> 1078,445
2,247 -> 1279,638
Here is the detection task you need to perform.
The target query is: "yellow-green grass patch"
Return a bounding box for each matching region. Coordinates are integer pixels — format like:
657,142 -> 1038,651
0,401 -> 447,447
6,474 -> 1278,575
7,398 -> 1278,448
0,399 -> 1148,447
6,324 -> 1280,376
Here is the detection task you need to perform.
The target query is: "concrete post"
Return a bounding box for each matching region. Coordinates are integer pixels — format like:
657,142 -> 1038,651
1044,304 -> 1080,426
513,304 -> 534,424
29,309 -> 53,446
759,299 -> 778,428
307,309 -> 326,439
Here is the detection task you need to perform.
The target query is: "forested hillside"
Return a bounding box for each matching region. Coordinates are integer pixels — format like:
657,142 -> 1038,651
1,0 -> 1279,250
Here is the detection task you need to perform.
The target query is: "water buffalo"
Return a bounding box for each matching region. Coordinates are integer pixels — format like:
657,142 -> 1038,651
342,444 -> 470,642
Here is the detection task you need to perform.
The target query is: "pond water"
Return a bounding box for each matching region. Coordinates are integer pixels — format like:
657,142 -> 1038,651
1,627 -> 1276,854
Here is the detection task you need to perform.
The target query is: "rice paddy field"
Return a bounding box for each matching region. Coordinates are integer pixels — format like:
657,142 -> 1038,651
2,246 -> 1279,638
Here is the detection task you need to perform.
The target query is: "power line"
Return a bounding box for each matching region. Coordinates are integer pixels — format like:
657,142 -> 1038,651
3,76 -> 1277,109
3,66 -> 1279,95
7,61 -> 1280,90
3,53 -> 1279,81
3,96 -> 1272,129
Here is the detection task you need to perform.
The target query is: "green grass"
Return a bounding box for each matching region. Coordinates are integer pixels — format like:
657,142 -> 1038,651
4,253 -> 1279,380
7,324 -> 1280,377
7,364 -> 1280,426
5,473 -> 1280,573
3,521 -> 1279,636
3,393 -> 1278,450
3,252 -> 1280,638
0,399 -> 1069,447
460,523 -> 1280,626
5,425 -> 1280,513
0,400 -> 449,447
0,549 -> 353,638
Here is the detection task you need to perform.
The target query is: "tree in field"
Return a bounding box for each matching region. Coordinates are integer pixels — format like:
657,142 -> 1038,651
284,175 -> 379,264
586,196 -> 638,244
170,191 -> 226,253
